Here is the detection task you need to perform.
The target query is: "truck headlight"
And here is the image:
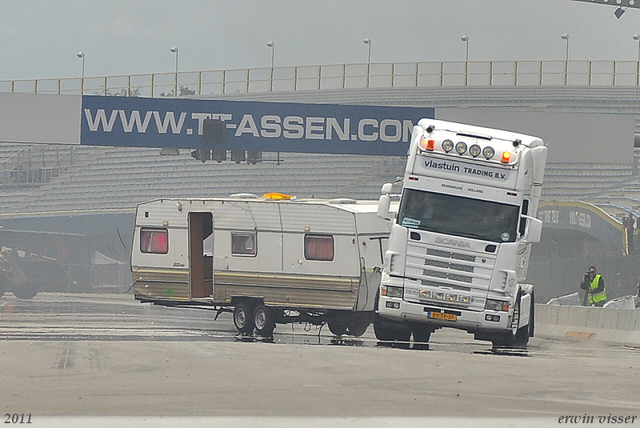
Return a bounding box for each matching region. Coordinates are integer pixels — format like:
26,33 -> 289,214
483,146 -> 495,159
381,285 -> 403,298
485,299 -> 510,312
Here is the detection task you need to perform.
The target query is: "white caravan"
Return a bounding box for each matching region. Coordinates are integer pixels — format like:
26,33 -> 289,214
131,194 -> 393,337
376,119 -> 547,347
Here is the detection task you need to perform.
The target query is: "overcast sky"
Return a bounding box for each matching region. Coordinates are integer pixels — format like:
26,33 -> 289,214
2,0 -> 640,81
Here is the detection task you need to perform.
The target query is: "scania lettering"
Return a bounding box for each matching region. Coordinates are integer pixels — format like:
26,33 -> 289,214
375,119 -> 547,347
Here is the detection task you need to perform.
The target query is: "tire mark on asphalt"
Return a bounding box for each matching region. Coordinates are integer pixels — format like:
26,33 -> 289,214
55,341 -> 75,370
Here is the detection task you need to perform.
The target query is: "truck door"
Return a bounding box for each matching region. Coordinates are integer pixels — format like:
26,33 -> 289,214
188,212 -> 213,298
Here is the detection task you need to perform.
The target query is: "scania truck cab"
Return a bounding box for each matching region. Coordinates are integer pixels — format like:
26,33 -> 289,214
376,119 -> 547,347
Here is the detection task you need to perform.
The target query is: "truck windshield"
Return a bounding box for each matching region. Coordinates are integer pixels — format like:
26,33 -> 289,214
397,188 -> 520,243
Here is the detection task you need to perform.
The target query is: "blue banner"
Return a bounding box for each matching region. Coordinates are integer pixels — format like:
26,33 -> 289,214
80,96 -> 433,156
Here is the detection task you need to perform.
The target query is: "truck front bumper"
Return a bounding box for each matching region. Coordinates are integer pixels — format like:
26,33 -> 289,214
378,295 -> 513,333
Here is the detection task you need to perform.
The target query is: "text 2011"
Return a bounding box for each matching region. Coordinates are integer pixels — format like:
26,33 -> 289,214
4,414 -> 31,424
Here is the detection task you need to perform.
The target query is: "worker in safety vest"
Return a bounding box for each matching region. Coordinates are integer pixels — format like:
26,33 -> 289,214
580,266 -> 607,307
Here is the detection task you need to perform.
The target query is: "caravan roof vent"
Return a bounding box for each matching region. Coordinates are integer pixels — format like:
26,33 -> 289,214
229,193 -> 258,199
329,198 -> 358,204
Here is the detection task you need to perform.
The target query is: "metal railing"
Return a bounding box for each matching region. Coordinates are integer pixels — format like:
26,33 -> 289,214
2,60 -> 640,98
0,146 -> 77,188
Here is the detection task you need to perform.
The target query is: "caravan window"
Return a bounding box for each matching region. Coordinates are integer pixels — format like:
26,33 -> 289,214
304,234 -> 334,261
231,232 -> 257,257
140,228 -> 168,254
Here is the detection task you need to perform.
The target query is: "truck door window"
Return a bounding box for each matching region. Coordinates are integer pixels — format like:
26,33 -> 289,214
140,228 -> 168,254
304,234 -> 334,261
518,199 -> 530,237
231,232 -> 257,257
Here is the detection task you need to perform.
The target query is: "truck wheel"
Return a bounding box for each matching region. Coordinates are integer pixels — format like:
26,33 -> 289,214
412,325 -> 433,344
514,294 -> 533,347
328,321 -> 348,336
514,325 -> 530,347
346,319 -> 370,337
12,283 -> 38,300
491,291 -> 522,348
233,300 -> 255,334
253,304 -> 275,337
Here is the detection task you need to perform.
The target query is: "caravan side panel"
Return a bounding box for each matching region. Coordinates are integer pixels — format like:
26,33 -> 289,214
212,202 -> 361,309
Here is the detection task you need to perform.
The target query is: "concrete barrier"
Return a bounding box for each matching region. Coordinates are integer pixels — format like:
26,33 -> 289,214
535,303 -> 640,347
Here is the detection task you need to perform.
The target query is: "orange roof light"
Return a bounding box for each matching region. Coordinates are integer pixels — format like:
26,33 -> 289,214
420,137 -> 435,151
263,192 -> 292,200
501,151 -> 512,163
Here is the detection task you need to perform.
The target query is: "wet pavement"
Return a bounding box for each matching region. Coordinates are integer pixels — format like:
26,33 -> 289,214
1,292 -> 640,424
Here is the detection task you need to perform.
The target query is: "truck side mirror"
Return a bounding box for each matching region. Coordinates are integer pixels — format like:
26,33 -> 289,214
522,216 -> 542,243
377,183 -> 393,220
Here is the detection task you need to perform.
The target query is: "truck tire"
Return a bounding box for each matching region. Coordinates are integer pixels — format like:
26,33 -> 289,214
253,304 -> 275,337
514,293 -> 534,347
233,300 -> 255,334
491,290 -> 523,348
412,325 -> 433,344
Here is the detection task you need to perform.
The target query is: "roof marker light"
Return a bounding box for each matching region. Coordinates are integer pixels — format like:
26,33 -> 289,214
501,151 -> 512,163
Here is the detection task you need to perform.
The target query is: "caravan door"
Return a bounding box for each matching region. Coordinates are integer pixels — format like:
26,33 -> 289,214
188,212 -> 213,298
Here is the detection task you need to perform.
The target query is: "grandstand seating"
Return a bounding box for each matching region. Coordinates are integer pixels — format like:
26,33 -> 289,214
0,143 -> 637,219
0,144 -> 405,214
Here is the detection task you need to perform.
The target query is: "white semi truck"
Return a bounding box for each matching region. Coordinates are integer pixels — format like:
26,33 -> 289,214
376,119 -> 547,347
131,194 -> 393,337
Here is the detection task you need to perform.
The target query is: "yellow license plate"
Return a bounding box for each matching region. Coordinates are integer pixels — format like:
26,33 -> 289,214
428,312 -> 457,321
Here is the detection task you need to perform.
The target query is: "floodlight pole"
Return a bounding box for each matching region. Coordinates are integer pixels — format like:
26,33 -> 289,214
561,34 -> 569,85
363,38 -> 371,87
77,52 -> 85,94
461,36 -> 469,85
267,41 -> 275,91
170,47 -> 179,96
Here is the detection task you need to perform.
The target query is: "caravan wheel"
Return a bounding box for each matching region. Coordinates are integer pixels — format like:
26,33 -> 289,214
328,321 -> 348,336
233,301 -> 255,334
253,304 -> 275,337
12,282 -> 38,300
346,319 -> 370,337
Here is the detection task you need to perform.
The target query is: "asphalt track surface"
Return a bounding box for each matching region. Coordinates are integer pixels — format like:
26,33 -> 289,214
1,292 -> 639,428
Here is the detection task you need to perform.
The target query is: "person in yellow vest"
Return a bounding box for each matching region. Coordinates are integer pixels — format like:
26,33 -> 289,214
580,266 -> 607,307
